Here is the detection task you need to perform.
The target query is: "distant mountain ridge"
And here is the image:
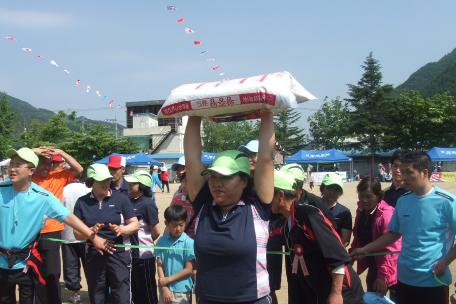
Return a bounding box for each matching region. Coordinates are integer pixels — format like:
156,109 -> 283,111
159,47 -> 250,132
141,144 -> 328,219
396,48 -> 456,97
0,92 -> 122,133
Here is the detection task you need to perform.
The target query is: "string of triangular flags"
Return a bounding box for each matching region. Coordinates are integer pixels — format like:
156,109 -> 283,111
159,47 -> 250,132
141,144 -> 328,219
166,4 -> 225,77
2,34 -> 118,110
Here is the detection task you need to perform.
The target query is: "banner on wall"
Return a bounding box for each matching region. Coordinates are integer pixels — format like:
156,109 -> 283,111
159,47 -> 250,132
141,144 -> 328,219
310,171 -> 347,183
443,172 -> 456,182
430,172 -> 456,182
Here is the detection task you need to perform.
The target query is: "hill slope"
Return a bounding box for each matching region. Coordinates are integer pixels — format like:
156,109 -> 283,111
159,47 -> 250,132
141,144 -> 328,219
396,48 -> 456,97
0,92 -> 122,134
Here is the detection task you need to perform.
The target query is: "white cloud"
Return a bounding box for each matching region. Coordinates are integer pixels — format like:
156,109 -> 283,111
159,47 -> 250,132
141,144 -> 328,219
0,8 -> 74,28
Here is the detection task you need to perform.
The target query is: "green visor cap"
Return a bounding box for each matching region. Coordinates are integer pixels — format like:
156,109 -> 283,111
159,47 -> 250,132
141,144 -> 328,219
201,150 -> 250,176
124,170 -> 152,188
321,173 -> 344,191
274,170 -> 297,192
280,163 -> 305,182
87,164 -> 113,181
7,147 -> 39,168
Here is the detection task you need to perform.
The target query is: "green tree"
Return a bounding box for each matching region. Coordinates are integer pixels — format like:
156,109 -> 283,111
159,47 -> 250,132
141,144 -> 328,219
274,109 -> 308,154
346,53 -> 393,173
21,120 -> 47,148
61,124 -> 139,168
202,120 -> 258,152
20,111 -> 71,147
383,91 -> 456,149
308,97 -> 351,149
0,96 -> 16,159
39,111 -> 72,144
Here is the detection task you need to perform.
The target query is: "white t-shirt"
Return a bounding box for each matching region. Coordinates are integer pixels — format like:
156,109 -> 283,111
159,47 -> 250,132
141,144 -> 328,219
62,182 -> 91,242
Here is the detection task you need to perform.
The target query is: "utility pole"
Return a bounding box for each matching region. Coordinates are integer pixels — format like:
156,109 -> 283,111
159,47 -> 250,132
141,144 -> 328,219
105,107 -> 118,139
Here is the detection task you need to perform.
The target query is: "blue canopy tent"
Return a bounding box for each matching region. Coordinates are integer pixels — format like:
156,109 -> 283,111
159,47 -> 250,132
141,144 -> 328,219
285,149 -> 353,179
148,152 -> 216,165
95,153 -> 160,166
285,149 -> 351,164
427,147 -> 456,162
201,152 -> 217,165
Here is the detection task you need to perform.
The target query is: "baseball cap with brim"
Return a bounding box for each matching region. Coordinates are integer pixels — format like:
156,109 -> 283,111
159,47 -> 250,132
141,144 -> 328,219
239,140 -> 259,154
201,150 -> 250,176
171,156 -> 185,171
7,148 -> 39,168
87,164 -> 113,181
322,173 -> 344,192
274,170 -> 297,192
124,170 -> 152,188
108,155 -> 126,169
280,163 -> 305,182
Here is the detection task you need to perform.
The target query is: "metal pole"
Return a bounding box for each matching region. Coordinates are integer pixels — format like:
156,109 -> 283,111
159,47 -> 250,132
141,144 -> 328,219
114,106 -> 118,140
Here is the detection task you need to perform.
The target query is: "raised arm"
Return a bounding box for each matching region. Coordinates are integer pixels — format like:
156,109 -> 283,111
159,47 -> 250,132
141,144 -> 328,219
184,116 -> 207,201
254,111 -> 275,204
51,148 -> 83,177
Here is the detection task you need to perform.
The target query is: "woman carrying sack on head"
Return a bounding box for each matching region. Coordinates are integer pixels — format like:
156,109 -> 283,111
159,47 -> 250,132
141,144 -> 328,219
184,111 -> 275,304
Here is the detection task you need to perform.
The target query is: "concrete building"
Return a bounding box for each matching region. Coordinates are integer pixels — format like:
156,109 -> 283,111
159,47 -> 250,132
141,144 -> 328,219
123,100 -> 187,154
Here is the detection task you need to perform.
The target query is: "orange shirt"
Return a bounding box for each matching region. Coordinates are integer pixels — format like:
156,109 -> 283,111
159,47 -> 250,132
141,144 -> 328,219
33,168 -> 76,233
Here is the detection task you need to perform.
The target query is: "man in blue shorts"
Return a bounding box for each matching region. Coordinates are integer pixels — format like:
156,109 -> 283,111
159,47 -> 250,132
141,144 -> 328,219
0,147 -> 111,304
351,151 -> 456,304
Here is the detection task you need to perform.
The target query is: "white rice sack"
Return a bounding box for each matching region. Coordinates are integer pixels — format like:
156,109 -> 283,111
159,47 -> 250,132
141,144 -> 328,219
158,71 -> 316,122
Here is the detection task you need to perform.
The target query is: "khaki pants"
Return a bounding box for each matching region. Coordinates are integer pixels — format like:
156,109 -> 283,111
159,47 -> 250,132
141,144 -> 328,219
158,291 -> 191,304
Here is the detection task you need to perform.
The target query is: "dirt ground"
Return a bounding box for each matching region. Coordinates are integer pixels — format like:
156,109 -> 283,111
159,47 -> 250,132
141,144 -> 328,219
54,181 -> 456,303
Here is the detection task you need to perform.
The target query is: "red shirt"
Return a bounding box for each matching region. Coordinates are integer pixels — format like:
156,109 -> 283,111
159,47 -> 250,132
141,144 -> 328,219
161,171 -> 169,181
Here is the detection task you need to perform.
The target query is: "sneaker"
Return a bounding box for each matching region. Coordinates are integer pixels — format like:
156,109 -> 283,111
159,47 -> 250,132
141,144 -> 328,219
69,292 -> 81,304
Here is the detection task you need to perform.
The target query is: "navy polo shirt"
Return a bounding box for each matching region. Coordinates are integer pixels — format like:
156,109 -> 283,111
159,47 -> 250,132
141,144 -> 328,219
192,183 -> 271,302
383,184 -> 408,207
110,179 -> 128,193
329,202 -> 352,237
129,195 -> 159,259
73,190 -> 135,252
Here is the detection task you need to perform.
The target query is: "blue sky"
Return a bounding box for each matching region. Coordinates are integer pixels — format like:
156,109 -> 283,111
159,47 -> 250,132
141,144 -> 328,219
1,1 -> 456,126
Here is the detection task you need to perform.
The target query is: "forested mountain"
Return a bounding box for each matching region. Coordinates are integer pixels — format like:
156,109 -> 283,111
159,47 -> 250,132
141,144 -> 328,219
396,48 -> 456,97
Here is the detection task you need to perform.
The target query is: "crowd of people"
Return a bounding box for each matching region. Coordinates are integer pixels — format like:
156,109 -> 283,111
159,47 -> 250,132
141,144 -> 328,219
1,111 -> 456,304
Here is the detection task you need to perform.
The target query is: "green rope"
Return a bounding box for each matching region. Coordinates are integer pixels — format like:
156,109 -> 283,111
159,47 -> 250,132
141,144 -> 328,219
44,238 -> 291,255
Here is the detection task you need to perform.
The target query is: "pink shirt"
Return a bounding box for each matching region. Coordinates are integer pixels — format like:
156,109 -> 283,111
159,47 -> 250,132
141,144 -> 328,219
350,200 -> 402,287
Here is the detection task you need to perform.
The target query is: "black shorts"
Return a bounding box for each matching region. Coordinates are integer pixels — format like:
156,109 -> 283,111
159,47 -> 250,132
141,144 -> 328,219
396,281 -> 449,304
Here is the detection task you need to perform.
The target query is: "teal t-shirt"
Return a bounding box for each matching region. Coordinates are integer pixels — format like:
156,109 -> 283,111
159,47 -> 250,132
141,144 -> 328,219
388,187 -> 456,287
155,232 -> 194,292
0,182 -> 70,269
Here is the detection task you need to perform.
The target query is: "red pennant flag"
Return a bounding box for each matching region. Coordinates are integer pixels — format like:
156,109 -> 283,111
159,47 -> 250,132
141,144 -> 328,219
176,18 -> 186,23
193,40 -> 202,46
